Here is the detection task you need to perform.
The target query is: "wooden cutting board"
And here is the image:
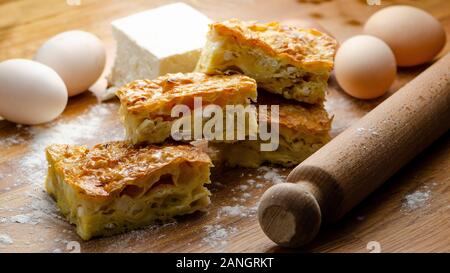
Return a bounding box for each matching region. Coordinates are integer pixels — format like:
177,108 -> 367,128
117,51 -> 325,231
0,0 -> 449,253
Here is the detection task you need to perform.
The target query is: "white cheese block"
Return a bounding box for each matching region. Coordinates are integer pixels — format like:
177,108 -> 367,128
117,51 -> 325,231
109,2 -> 212,87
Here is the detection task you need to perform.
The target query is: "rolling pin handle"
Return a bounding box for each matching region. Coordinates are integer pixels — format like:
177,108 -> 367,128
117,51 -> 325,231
258,182 -> 322,248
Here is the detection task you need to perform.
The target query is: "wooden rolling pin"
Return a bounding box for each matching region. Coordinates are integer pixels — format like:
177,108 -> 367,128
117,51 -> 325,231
258,53 -> 450,248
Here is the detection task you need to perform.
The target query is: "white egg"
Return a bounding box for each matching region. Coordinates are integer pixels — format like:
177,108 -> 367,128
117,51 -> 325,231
0,59 -> 68,125
34,30 -> 106,97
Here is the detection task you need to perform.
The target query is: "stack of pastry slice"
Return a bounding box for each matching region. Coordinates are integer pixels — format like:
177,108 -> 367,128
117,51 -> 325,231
44,18 -> 337,240
197,19 -> 336,167
45,72 -> 259,240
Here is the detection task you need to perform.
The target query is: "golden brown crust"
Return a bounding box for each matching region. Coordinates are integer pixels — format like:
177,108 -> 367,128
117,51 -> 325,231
116,72 -> 257,115
211,19 -> 337,71
46,141 -> 211,198
257,92 -> 332,134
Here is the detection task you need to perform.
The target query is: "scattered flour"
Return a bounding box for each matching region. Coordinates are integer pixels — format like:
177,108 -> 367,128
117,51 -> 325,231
10,214 -> 32,224
402,190 -> 432,212
239,184 -> 249,191
0,124 -> 29,148
218,205 -> 257,218
96,221 -> 177,252
246,179 -> 256,185
241,193 -> 251,199
201,225 -> 237,249
257,166 -> 286,184
263,171 -> 284,184
402,182 -> 440,213
0,234 -> 13,245
17,103 -> 124,189
0,135 -> 26,147
218,206 -> 243,217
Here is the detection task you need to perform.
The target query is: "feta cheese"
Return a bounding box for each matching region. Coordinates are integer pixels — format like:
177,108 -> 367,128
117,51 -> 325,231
109,2 -> 211,87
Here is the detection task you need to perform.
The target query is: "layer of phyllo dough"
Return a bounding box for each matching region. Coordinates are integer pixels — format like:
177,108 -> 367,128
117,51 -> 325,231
45,141 -> 212,240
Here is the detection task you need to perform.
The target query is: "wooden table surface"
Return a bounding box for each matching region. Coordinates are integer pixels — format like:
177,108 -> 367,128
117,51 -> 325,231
0,0 -> 449,253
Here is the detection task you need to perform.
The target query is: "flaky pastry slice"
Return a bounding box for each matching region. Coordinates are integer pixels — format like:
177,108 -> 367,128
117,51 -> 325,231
116,72 -> 257,144
45,141 -> 212,240
210,93 -> 332,167
196,19 -> 337,104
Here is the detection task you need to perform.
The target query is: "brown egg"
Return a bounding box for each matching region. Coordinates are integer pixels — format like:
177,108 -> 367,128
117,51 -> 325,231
364,5 -> 446,67
334,35 -> 397,100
